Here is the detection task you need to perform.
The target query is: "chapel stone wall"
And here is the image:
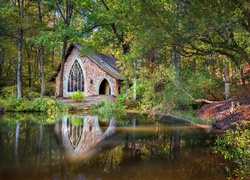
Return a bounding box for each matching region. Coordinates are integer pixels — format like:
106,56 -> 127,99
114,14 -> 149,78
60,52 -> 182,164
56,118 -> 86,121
55,47 -> 120,98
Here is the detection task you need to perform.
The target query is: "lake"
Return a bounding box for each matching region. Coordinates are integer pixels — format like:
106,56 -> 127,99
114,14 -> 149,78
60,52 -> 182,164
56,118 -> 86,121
0,112 -> 231,180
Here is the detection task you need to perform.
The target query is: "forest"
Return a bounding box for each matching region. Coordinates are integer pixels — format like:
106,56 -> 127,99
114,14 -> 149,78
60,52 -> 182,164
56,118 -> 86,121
0,0 -> 249,110
0,0 -> 249,178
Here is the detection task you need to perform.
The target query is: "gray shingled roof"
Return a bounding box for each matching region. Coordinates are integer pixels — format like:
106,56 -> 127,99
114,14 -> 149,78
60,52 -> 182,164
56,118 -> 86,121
71,43 -> 121,79
87,53 -> 122,80
50,43 -> 122,81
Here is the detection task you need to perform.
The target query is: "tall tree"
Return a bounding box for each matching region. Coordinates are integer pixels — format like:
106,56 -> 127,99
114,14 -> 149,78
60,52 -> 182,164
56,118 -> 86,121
0,0 -> 38,97
37,0 -> 45,96
56,0 -> 74,97
83,0 -> 139,97
181,0 -> 250,83
16,0 -> 24,98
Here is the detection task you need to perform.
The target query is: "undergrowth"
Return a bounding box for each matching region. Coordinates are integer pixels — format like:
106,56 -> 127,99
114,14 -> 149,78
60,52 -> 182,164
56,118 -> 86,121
0,95 -> 68,113
214,123 -> 250,179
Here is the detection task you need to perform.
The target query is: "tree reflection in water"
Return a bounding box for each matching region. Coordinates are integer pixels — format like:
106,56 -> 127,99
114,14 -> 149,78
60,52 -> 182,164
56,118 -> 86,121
0,113 -> 231,180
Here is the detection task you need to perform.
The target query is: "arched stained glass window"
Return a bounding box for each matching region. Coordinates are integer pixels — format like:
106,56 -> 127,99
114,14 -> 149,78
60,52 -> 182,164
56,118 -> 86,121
68,60 -> 84,92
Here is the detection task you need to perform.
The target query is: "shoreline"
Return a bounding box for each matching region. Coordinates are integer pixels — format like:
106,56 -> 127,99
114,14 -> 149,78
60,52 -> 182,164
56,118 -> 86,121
1,96 -> 249,133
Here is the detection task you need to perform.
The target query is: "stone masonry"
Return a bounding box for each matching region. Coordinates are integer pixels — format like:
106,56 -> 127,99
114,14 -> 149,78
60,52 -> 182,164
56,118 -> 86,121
55,46 -> 120,98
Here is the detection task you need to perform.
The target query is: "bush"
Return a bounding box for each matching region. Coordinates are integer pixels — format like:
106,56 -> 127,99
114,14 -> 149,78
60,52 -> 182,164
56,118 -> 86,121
0,97 -> 5,111
0,96 -> 66,113
214,124 -> 250,179
24,91 -> 41,100
30,97 -> 57,111
115,94 -> 127,110
71,90 -> 85,102
4,95 -> 23,111
0,85 -> 16,98
91,98 -> 115,112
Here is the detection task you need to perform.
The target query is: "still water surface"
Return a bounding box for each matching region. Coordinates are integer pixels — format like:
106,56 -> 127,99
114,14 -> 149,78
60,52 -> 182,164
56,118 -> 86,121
0,113 -> 230,180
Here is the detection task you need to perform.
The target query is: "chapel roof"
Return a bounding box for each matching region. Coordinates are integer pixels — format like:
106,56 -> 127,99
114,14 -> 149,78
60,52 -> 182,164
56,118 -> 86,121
49,43 -> 122,82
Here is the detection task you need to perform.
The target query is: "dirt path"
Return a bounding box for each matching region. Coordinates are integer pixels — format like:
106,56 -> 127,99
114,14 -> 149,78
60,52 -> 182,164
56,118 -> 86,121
56,95 -> 115,108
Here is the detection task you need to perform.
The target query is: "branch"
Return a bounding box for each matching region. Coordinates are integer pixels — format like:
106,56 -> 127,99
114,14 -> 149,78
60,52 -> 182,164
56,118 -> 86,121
0,32 -> 16,39
170,75 -> 222,104
100,0 -> 124,44
100,0 -> 109,11
23,0 -> 32,11
67,2 -> 74,22
56,3 -> 66,22
194,99 -> 221,104
142,1 -> 170,33
73,7 -> 89,17
187,42 -> 212,55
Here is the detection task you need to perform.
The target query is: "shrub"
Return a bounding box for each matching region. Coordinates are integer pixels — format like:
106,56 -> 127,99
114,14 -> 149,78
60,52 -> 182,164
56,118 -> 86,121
214,124 -> 250,179
115,94 -> 127,110
0,85 -> 16,98
91,98 -> 115,112
4,95 -> 22,111
24,91 -> 41,100
0,96 -> 64,113
0,97 -> 5,111
71,90 -> 85,102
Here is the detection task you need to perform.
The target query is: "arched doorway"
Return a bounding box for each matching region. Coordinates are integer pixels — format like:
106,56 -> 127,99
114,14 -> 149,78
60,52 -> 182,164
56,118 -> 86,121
99,79 -> 111,95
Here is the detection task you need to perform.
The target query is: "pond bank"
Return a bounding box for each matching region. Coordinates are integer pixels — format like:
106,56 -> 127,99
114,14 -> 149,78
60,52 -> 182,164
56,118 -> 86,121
116,109 -> 213,131
57,95 -> 250,131
198,97 -> 250,130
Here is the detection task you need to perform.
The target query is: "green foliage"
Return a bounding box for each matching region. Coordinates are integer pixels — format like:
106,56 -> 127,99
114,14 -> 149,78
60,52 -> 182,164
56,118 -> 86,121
133,64 -> 221,113
184,72 -> 221,99
70,116 -> 83,127
0,97 -> 4,106
71,90 -> 85,102
24,91 -> 41,100
214,124 -> 250,178
114,93 -> 127,110
91,98 -> 115,112
0,96 -> 67,113
0,112 -> 60,125
0,85 -> 16,98
0,0 -> 248,117
30,97 -> 56,112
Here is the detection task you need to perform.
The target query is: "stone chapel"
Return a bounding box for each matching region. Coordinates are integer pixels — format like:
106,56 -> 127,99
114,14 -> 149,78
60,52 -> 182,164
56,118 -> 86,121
50,43 -> 122,97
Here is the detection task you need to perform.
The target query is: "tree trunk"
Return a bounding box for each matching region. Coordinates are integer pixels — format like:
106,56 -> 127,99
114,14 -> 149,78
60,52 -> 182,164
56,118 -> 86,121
133,60 -> 136,100
125,76 -> 129,97
240,66 -> 245,85
37,0 -> 45,96
172,46 -> 181,81
57,0 -> 73,97
39,47 -> 45,96
28,61 -> 31,87
0,49 -> 4,86
16,0 -> 24,99
25,44 -> 32,88
224,61 -> 231,100
58,39 -> 67,97
52,49 -> 55,69
17,31 -> 22,98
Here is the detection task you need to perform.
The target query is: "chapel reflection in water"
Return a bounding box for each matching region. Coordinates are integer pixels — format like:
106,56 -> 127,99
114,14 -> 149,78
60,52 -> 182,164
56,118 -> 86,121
0,113 -> 230,180
55,115 -> 116,160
